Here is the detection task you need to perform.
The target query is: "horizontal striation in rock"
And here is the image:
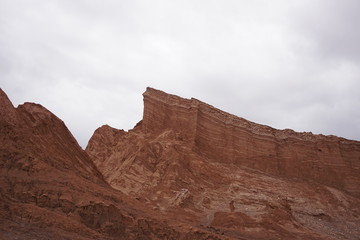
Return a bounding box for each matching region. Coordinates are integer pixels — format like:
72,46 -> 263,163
142,87 -> 360,197
2,88 -> 231,239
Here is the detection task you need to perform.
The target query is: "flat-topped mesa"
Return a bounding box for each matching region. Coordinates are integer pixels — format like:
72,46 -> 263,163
142,87 -> 360,197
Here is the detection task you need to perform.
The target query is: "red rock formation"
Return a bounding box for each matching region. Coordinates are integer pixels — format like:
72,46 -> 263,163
86,87 -> 360,240
0,88 -> 226,239
142,87 -> 360,197
2,86 -> 360,239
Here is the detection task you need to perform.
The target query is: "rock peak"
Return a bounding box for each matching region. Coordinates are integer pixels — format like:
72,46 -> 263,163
0,88 -> 13,105
0,88 -> 17,123
0,88 -> 14,109
18,102 -> 62,124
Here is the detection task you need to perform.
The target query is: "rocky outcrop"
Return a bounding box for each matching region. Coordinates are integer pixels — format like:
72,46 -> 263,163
86,87 -> 360,239
0,88 -> 228,239
142,87 -> 360,197
2,86 -> 359,240
0,89 -> 17,124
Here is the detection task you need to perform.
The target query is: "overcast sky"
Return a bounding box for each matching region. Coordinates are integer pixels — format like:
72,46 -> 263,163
1,0 -> 359,148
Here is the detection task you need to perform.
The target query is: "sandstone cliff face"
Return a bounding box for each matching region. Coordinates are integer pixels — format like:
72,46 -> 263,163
2,86 -> 359,240
142,87 -> 360,197
86,87 -> 360,240
0,88 -> 225,240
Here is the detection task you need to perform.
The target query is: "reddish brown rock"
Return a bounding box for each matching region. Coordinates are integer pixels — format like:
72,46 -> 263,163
2,86 -> 360,240
86,87 -> 360,240
142,87 -> 360,197
0,88 -> 226,239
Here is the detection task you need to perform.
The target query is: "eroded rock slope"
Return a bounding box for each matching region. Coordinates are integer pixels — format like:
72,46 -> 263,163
86,87 -> 360,240
0,88 -> 225,240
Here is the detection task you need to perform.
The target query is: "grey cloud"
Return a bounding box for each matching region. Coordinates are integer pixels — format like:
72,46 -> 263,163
1,0 -> 359,148
291,0 -> 360,62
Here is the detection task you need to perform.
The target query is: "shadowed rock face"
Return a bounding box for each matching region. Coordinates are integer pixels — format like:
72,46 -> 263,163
86,87 -> 360,240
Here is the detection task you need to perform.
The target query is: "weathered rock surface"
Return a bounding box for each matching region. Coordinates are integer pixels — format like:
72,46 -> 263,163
1,86 -> 360,239
141,88 -> 360,197
86,87 -> 360,240
0,88 -> 227,239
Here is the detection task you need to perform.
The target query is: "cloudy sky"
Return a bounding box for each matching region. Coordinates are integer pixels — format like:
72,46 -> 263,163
1,0 -> 359,148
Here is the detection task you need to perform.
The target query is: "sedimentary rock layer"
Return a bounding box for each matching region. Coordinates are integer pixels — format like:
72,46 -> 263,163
142,87 -> 360,197
86,87 -> 360,239
0,88 -> 224,239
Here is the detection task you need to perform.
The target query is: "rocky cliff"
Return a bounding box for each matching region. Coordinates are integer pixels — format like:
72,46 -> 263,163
1,86 -> 360,240
142,87 -> 360,197
86,87 -> 360,240
0,88 -> 224,240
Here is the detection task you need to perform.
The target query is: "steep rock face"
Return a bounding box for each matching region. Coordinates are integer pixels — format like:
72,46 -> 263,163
0,89 -> 18,124
0,88 -> 225,240
142,87 -> 360,197
0,99 -> 105,183
86,87 -> 360,240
